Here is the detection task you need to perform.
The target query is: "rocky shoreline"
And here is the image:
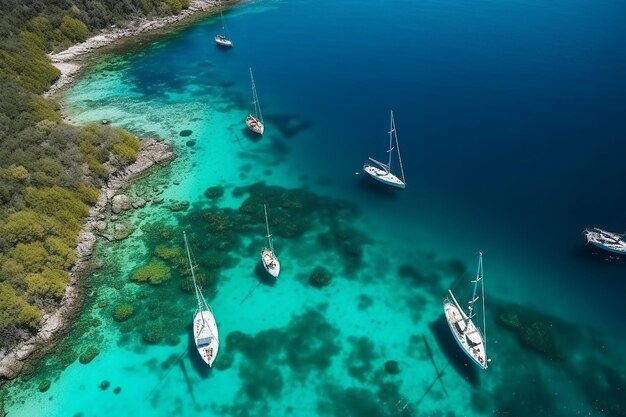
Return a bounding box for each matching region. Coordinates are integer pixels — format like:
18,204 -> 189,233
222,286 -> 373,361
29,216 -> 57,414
0,139 -> 175,381
0,0 -> 229,385
46,0 -> 221,97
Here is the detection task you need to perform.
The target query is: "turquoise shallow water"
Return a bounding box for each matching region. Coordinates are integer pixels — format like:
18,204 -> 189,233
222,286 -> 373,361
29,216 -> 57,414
3,0 -> 626,416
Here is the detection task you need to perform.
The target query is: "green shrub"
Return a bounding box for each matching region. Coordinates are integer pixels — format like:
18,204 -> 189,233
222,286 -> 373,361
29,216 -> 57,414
25,268 -> 68,299
112,129 -> 139,162
59,16 -> 89,42
0,284 -> 42,330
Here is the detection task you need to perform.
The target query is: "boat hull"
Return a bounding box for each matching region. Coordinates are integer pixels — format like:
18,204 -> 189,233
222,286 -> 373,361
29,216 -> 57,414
246,115 -> 264,135
194,310 -> 219,367
261,249 -> 280,278
443,301 -> 488,370
363,163 -> 405,189
215,36 -> 233,47
584,228 -> 626,255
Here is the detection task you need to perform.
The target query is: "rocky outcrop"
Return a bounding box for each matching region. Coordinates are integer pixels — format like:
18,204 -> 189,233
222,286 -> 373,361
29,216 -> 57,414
0,138 -> 175,381
111,194 -> 132,213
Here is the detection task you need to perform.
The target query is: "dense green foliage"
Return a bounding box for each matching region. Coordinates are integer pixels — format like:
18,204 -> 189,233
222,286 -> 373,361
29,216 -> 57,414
0,0 -> 172,347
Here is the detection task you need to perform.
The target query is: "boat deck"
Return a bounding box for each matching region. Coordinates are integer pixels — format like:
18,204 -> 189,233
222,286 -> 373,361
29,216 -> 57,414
444,301 -> 488,369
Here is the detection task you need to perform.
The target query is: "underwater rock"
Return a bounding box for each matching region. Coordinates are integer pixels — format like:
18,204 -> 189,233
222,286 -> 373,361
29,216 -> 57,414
38,380 -> 51,392
384,360 -> 401,375
179,130 -> 192,137
495,303 -> 562,361
113,222 -> 133,240
185,140 -> 196,147
111,194 -> 132,214
204,186 -> 224,199
79,346 -> 100,364
113,304 -> 134,322
131,259 -> 171,285
309,266 -> 332,288
169,200 -> 189,212
113,387 -> 121,394
154,245 -> 182,261
99,380 -> 110,390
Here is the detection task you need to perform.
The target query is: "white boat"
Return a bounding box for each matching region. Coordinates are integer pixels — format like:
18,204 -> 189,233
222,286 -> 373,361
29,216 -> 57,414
260,204 -> 280,278
583,227 -> 626,255
214,2 -> 233,47
443,252 -> 490,370
183,231 -> 219,367
363,110 -> 406,189
246,68 -> 264,135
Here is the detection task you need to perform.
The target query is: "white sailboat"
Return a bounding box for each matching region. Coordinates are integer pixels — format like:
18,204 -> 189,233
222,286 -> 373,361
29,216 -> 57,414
443,252 -> 490,370
363,110 -> 406,189
583,227 -> 626,255
260,204 -> 280,278
246,68 -> 264,135
183,231 -> 219,367
214,1 -> 233,47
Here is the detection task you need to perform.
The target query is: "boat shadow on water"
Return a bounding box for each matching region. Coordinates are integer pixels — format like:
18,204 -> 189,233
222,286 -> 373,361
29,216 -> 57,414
355,174 -> 400,198
254,261 -> 278,286
429,316 -> 480,387
241,127 -> 263,142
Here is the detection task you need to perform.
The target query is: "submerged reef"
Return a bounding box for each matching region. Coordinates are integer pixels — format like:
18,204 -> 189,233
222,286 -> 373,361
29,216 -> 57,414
221,307 -> 341,414
495,302 -> 563,361
309,266 -> 332,288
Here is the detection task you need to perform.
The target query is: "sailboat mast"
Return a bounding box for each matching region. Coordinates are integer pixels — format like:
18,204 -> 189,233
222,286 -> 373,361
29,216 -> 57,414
392,111 -> 406,184
249,68 -> 263,122
387,110 -> 394,169
264,204 -> 274,253
183,231 -> 206,313
468,252 -> 483,319
481,254 -> 487,357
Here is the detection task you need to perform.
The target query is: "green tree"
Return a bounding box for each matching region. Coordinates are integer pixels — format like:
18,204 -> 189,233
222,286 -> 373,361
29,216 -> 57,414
59,16 -> 89,43
0,284 -> 41,330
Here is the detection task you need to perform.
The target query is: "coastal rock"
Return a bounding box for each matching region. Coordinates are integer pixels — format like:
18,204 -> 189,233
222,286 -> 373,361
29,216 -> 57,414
132,198 -> 147,209
75,231 -> 96,261
113,222 -> 133,240
111,194 -> 132,213
93,221 -> 107,232
0,354 -> 23,380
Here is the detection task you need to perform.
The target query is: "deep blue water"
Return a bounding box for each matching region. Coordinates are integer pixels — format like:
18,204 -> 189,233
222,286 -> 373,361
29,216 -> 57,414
3,0 -> 626,416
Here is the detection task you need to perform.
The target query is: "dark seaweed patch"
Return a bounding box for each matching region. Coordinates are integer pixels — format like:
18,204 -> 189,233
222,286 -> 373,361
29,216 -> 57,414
179,130 -> 192,137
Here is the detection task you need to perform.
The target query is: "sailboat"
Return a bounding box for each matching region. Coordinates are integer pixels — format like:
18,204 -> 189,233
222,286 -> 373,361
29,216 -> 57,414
363,110 -> 406,189
183,231 -> 219,367
214,1 -> 233,47
246,68 -> 265,135
583,227 -> 626,255
260,204 -> 280,278
443,252 -> 490,370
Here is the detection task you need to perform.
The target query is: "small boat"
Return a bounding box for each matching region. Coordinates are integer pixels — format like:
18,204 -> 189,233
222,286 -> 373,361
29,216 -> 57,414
583,227 -> 626,255
214,1 -> 233,47
183,231 -> 219,366
443,252 -> 490,370
246,68 -> 264,135
363,110 -> 406,189
260,204 -> 280,278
